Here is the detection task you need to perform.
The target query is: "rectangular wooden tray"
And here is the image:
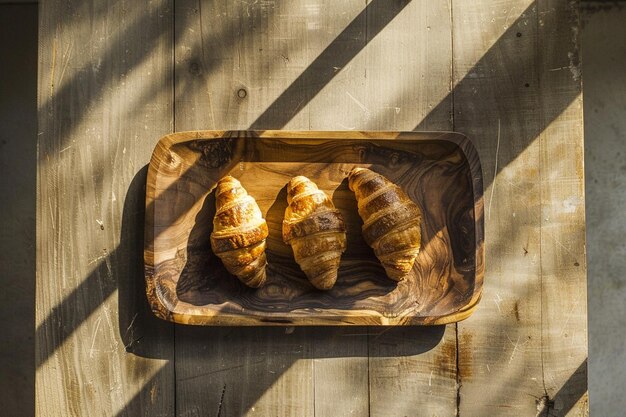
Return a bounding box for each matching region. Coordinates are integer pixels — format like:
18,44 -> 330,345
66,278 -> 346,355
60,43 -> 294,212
144,131 -> 484,325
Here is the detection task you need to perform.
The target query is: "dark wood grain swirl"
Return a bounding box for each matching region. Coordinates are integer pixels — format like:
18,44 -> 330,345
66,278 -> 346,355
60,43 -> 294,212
144,131 -> 484,325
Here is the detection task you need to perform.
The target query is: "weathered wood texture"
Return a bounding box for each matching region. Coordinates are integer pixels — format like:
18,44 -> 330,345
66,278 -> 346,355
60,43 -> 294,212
0,5 -> 37,416
172,1 -> 459,416
173,2 -> 316,415
36,0 -> 587,416
361,2 -> 459,415
36,0 -> 175,416
452,0 -> 588,416
145,131 -> 483,326
538,1 -> 588,414
452,0 -> 545,415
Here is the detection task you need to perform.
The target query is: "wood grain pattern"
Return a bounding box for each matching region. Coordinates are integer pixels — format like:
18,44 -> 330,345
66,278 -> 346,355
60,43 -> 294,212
363,1 -> 459,415
35,0 -> 589,415
145,130 -> 484,326
172,2 -> 322,414
538,0 -> 588,414
36,0 -> 175,416
453,1 -> 545,415
452,0 -> 588,415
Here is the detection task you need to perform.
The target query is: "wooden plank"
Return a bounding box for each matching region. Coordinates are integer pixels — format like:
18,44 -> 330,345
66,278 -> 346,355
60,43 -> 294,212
370,326 -> 457,416
173,1 -> 450,414
452,1 -> 546,415
309,328 -> 368,417
453,0 -> 588,416
173,1 -> 317,416
291,2 -> 371,415
173,0 -> 311,131
175,326 -> 314,417
0,4 -> 37,416
287,0 -> 457,413
537,1 -> 588,415
36,0 -> 175,416
363,0 -> 454,132
357,1 -> 458,415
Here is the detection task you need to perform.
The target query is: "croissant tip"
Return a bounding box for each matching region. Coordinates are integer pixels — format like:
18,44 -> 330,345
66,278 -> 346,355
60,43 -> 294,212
243,267 -> 267,288
219,175 -> 239,183
383,265 -> 411,282
287,176 -> 312,191
349,167 -> 366,177
309,269 -> 338,290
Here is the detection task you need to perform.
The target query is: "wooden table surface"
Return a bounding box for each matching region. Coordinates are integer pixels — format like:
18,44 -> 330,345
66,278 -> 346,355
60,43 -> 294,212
36,0 -> 588,416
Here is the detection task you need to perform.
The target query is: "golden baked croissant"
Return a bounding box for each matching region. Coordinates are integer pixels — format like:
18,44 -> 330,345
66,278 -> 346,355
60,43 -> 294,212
210,176 -> 269,288
348,168 -> 422,281
283,176 -> 347,290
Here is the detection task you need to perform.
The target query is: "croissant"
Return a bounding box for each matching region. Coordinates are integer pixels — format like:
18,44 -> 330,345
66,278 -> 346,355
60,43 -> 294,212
282,176 -> 347,290
210,176 -> 269,288
348,168 -> 422,281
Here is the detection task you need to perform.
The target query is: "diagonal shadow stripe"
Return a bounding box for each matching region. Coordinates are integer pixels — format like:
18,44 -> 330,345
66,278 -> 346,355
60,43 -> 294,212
36,166 -> 174,368
546,358 -> 588,417
36,1 -> 582,395
36,0 -> 412,368
415,0 -> 581,193
113,366 -> 172,417
112,327 -> 447,417
249,0 -> 411,129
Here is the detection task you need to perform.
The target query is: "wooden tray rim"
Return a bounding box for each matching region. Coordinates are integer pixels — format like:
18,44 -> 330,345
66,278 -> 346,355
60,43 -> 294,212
144,130 -> 485,326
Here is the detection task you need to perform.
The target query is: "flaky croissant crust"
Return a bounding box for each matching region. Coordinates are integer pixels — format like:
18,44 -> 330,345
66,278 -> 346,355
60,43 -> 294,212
283,176 -> 347,290
210,176 -> 269,288
348,168 -> 422,281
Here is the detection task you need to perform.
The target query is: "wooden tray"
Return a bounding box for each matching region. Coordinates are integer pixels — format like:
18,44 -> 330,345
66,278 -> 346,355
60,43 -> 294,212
144,131 -> 484,325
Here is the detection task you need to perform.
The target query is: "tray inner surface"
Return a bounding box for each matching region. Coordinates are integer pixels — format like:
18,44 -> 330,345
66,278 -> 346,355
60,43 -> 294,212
146,134 -> 483,325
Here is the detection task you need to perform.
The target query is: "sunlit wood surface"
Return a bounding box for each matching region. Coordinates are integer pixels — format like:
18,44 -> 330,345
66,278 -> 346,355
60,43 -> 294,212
36,0 -> 587,415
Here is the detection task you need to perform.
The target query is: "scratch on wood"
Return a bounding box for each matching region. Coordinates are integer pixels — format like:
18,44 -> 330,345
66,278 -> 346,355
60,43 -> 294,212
88,253 -> 107,265
58,40 -> 73,89
488,119 -> 501,220
290,97 -> 306,119
216,384 -> 226,417
205,89 -> 216,128
50,36 -> 57,98
544,229 -> 575,257
150,383 -> 158,405
508,335 -> 521,364
503,6 -> 517,29
126,313 -> 138,334
89,315 -> 103,358
104,256 -> 113,280
47,196 -> 56,230
101,304 -> 119,352
558,298 -> 580,337
346,91 -> 370,117
337,121 -> 356,130
179,360 -> 265,382
493,293 -> 503,313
